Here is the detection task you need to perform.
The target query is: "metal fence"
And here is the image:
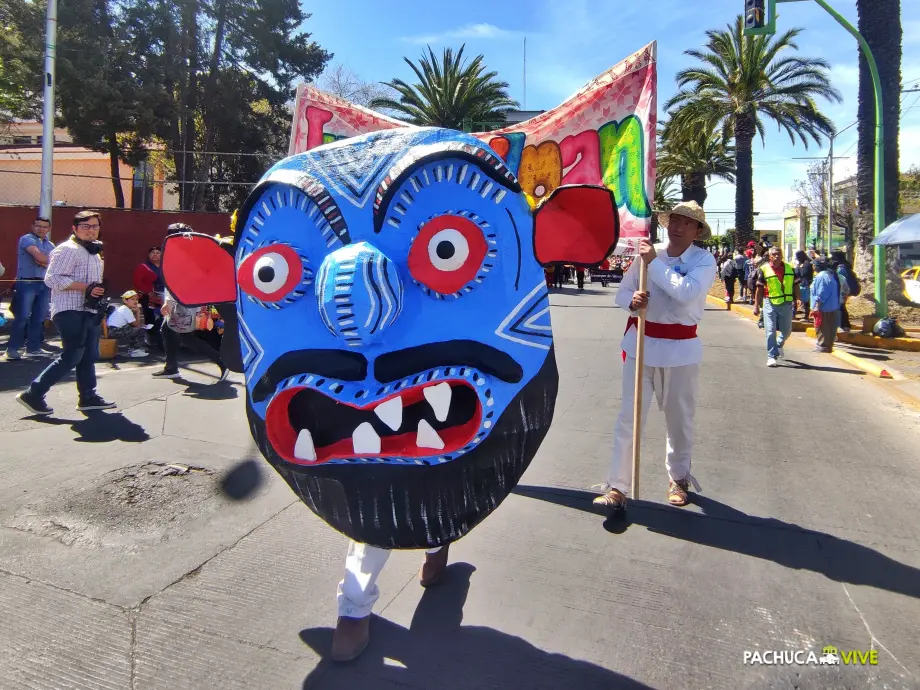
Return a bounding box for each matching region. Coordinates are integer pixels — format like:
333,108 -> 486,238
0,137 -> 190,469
0,150 -> 282,213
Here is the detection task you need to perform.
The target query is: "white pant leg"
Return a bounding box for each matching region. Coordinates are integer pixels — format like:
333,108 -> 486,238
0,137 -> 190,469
336,542 -> 444,619
337,541 -> 391,619
662,363 -> 700,483
605,356 -> 654,495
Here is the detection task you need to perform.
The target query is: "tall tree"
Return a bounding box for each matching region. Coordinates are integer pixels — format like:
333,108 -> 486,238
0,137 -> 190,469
667,16 -> 840,246
54,0 -> 161,207
854,0 -> 902,295
651,176 -> 680,243
658,120 -> 735,207
370,45 -> 518,129
0,0 -> 43,129
791,162 -> 854,256
120,0 -> 331,210
318,64 -> 394,107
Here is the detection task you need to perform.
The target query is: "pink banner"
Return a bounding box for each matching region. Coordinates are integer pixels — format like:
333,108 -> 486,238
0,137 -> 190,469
290,43 -> 656,238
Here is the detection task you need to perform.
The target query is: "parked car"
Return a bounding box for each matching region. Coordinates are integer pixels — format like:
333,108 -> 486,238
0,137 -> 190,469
901,267 -> 920,305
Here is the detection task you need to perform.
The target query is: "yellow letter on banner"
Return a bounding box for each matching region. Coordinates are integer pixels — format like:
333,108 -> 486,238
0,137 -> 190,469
598,116 -> 652,218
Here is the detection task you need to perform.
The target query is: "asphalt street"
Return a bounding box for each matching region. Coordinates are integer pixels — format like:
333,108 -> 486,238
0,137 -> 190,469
1,283 -> 919,690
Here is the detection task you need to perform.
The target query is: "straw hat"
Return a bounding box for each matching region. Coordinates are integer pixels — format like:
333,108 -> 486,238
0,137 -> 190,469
657,200 -> 712,241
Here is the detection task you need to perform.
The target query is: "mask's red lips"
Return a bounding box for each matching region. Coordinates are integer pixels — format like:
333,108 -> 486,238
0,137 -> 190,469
265,379 -> 484,465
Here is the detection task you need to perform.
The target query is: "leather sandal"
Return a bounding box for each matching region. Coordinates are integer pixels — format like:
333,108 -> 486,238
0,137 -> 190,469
592,487 -> 627,513
331,615 -> 370,662
667,479 -> 690,507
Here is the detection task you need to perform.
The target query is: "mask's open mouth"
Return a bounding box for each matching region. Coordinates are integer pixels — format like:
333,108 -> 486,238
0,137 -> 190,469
265,379 -> 483,465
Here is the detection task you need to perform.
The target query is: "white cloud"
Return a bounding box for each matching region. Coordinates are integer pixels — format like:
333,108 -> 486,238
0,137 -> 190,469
829,63 -> 859,89
400,23 -> 519,45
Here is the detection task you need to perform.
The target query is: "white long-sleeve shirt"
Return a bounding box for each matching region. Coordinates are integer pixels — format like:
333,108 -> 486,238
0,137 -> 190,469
616,243 -> 717,367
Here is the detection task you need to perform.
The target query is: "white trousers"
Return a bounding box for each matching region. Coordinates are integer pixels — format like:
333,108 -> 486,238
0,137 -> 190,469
337,540 -> 443,618
605,356 -> 700,496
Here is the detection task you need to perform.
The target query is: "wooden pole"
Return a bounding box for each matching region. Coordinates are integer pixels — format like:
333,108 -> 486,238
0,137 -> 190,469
631,260 -> 648,499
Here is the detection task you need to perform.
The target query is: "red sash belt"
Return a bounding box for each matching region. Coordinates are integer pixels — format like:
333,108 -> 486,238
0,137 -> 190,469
625,317 -> 698,339
622,317 -> 698,362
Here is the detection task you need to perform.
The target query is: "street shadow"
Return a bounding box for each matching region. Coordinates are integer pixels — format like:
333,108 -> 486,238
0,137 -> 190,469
180,381 -> 239,400
783,359 -> 866,375
0,358 -> 58,393
299,563 -> 651,690
29,411 -> 150,443
513,485 -> 920,601
220,458 -> 265,500
841,346 -> 893,363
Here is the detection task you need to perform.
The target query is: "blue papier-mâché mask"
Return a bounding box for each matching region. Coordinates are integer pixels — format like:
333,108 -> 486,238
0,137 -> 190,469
160,127 -> 619,548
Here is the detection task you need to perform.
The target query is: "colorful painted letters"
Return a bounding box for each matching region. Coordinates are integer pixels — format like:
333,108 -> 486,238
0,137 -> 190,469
289,43 -> 657,237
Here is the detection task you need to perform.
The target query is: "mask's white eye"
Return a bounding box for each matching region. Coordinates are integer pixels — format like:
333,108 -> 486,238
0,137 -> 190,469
427,228 -> 470,272
253,253 -> 290,293
238,244 -> 311,303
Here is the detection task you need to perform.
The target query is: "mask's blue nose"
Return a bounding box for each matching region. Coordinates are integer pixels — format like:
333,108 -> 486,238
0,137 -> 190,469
316,242 -> 404,347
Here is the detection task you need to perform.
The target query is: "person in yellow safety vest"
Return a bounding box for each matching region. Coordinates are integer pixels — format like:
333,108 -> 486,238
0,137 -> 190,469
753,246 -> 801,368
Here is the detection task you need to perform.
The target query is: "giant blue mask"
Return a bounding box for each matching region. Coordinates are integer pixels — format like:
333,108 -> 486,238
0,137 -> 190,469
161,128 -> 618,548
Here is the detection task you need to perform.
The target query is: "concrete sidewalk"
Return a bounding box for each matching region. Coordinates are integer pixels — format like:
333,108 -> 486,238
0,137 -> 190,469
1,284 -> 919,689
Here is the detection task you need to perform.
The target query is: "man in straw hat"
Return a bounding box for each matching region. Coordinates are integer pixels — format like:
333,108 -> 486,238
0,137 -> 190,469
594,200 -> 717,513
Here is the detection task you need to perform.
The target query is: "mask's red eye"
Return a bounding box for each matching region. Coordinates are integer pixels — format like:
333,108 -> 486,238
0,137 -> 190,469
407,215 -> 488,296
238,244 -> 306,302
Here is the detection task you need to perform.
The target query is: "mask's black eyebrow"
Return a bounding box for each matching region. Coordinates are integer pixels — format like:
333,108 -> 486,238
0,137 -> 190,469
234,169 -> 351,246
373,144 -> 522,233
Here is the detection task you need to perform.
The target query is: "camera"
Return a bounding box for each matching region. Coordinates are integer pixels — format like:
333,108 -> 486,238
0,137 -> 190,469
84,282 -> 110,315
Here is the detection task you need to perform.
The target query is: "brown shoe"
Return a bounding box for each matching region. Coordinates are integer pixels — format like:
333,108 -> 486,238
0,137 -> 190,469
667,479 -> 690,507
592,487 -> 627,514
420,544 -> 450,587
331,615 -> 370,662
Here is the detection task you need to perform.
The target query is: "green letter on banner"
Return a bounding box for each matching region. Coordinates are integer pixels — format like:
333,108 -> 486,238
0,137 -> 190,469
598,116 -> 651,218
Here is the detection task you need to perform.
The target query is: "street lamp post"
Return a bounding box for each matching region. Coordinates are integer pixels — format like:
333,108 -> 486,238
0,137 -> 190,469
746,0 -> 888,317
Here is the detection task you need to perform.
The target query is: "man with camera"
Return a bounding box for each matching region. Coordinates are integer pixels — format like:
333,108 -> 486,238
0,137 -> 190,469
16,210 -> 117,415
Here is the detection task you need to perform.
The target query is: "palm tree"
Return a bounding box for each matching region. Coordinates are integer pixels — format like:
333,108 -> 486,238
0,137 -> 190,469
854,0 -> 901,296
666,16 -> 841,245
369,45 -> 519,130
658,120 -> 735,207
651,175 -> 680,243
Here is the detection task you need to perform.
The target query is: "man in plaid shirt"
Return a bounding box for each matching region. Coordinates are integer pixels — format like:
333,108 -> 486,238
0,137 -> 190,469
16,210 -> 117,415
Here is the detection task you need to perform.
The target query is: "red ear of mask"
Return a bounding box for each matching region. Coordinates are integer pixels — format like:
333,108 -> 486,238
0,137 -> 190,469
161,233 -> 237,306
533,185 -> 620,267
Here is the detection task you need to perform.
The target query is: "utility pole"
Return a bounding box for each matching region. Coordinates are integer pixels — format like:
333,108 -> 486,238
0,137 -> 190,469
39,0 -> 58,219
825,144 -> 833,254
523,37 -> 527,110
826,120 -> 856,256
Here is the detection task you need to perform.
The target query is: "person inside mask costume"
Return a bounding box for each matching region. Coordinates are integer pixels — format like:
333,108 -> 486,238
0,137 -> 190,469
159,128 -> 619,660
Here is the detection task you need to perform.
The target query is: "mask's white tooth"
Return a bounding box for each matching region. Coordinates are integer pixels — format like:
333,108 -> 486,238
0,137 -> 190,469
374,396 -> 403,431
294,429 -> 316,462
423,382 -> 452,422
417,419 -> 445,450
352,422 -> 381,454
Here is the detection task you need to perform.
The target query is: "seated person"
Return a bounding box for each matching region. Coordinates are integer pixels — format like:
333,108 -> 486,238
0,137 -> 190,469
106,290 -> 148,357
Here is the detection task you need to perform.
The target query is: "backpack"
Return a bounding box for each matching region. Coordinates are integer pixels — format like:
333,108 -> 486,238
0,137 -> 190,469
721,260 -> 736,280
840,264 -> 861,296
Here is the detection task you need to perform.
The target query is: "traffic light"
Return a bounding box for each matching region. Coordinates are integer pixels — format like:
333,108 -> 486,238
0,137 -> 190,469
745,0 -> 766,30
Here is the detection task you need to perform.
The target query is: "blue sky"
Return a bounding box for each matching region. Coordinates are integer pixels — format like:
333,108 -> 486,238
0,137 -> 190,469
303,0 -> 920,233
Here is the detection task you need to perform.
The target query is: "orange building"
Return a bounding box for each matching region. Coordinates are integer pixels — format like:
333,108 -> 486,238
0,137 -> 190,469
0,121 -> 177,210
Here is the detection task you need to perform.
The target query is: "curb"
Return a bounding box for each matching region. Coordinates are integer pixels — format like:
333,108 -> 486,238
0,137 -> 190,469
829,350 -> 895,379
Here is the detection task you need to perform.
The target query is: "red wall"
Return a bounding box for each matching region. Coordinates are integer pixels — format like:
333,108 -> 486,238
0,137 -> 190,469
0,205 -> 232,295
